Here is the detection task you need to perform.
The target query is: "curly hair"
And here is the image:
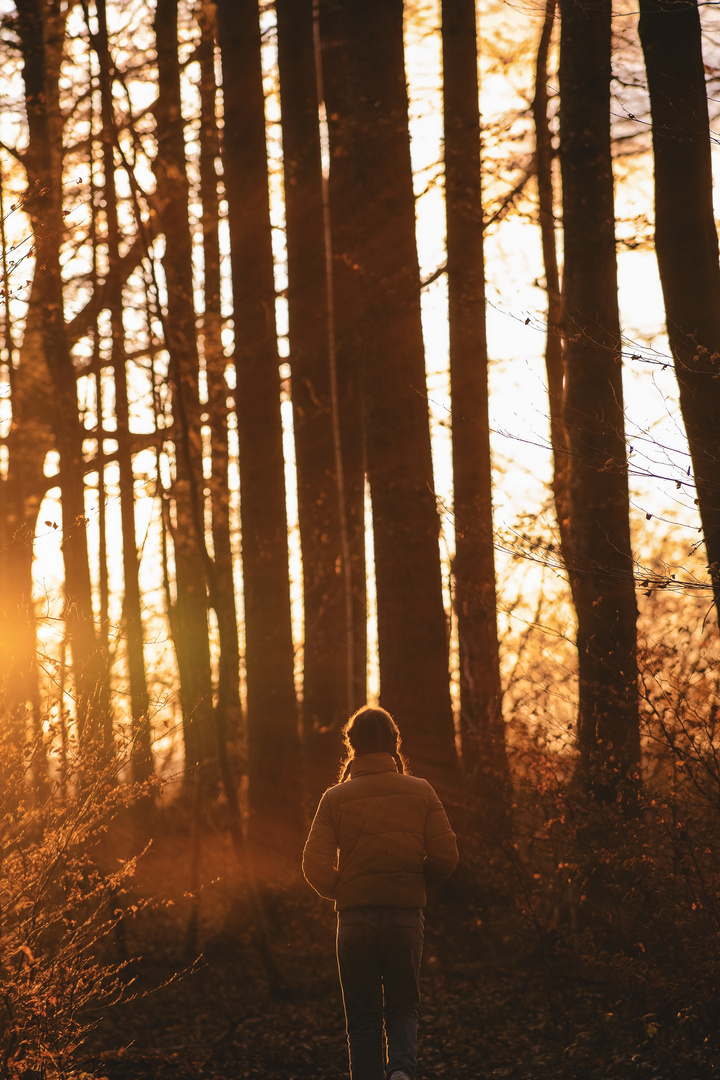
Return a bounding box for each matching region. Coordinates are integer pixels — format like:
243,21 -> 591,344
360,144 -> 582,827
338,705 -> 409,781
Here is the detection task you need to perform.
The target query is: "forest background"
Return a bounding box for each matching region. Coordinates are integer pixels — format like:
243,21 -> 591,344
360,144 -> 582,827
2,0 -> 720,1077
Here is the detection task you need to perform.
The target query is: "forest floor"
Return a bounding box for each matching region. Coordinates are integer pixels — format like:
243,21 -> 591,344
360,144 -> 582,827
81,817 -> 720,1080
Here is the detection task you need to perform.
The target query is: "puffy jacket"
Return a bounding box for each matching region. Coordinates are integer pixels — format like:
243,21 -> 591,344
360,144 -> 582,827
302,752 -> 458,910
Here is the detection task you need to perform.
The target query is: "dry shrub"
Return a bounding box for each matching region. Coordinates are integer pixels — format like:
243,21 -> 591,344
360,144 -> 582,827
0,729 -> 157,1080
475,560 -> 720,1071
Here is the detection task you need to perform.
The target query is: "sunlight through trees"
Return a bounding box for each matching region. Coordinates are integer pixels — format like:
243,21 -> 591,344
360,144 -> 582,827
0,0 -> 719,831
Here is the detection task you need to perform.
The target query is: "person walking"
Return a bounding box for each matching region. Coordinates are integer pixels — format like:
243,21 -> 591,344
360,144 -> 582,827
302,705 -> 459,1080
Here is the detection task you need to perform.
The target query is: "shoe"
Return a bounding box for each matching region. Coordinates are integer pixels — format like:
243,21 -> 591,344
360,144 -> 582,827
388,1073 -> 411,1080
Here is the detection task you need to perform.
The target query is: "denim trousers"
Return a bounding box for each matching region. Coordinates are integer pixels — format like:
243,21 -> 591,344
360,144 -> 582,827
336,906 -> 424,1080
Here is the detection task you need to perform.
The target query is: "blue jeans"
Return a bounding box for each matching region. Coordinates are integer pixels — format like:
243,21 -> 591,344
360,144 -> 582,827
336,906 -> 424,1080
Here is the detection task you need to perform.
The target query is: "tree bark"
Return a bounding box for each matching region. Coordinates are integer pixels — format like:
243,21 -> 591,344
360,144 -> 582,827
559,0 -> 640,798
0,277 -> 49,743
94,0 -> 153,779
276,0 -> 349,779
532,0 -> 575,584
341,0 -> 457,786
216,0 -> 302,851
638,0 -> 720,617
441,0 -> 509,812
318,0 -> 369,719
16,0 -> 106,740
196,0 -> 243,771
154,0 -> 215,781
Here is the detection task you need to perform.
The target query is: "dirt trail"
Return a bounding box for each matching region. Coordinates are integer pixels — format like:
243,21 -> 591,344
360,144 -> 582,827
82,823 -> 715,1080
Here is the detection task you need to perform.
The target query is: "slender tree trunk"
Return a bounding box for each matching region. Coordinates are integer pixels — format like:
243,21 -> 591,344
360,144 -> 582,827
0,280 -> 49,742
441,0 -> 508,811
276,0 -> 352,798
16,0 -> 105,740
94,0 -> 153,779
0,159 -> 46,747
197,0 -> 243,767
341,0 -> 457,785
318,0 -> 368,719
154,0 -> 215,783
559,0 -> 640,798
638,0 -> 720,616
216,0 -> 302,852
532,0 -> 575,580
88,64 -> 114,758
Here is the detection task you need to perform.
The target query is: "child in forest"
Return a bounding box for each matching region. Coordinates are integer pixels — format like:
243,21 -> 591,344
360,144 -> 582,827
302,706 -> 458,1080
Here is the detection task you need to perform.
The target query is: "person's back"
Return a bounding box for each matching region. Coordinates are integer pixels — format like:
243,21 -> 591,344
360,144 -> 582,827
302,706 -> 458,1080
304,751 -> 457,910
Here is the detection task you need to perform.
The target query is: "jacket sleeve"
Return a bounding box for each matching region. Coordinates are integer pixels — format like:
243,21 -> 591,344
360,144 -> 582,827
302,793 -> 339,900
423,786 -> 459,887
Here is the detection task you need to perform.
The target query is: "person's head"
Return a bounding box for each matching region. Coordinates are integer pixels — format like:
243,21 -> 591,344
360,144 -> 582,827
338,705 -> 408,780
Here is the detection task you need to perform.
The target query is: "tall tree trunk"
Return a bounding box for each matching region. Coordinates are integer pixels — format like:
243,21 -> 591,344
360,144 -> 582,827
93,0 -> 153,779
318,0 -> 368,719
441,0 -> 509,812
154,0 -> 215,783
276,0 -> 353,798
559,0 -> 640,798
0,279 -> 49,743
532,0 -> 575,581
342,0 -> 457,786
638,0 -> 720,616
216,0 -> 302,852
16,0 -> 105,740
196,0 -> 243,769
0,158 -> 46,748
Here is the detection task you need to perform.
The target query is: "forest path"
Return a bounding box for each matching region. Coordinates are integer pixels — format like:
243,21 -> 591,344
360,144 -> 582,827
86,940 -> 566,1080
82,823 -> 706,1080
83,907 -> 677,1080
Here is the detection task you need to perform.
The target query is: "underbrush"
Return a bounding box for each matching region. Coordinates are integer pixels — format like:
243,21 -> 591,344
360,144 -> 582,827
5,590 -> 720,1079
0,730 -> 158,1080
496,713 -> 720,1073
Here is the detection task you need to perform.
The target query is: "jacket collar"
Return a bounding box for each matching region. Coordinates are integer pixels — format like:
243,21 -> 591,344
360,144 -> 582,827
350,752 -> 398,777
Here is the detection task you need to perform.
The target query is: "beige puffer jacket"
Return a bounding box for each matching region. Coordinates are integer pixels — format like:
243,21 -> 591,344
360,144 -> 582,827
302,753 -> 458,911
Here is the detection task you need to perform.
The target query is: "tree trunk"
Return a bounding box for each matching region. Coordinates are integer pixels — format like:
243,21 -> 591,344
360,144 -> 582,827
216,0 -> 302,852
93,0 -> 153,778
154,0 -> 215,782
341,0 -> 457,786
441,0 -> 509,812
196,0 -> 244,772
559,0 -> 640,799
276,0 -> 349,784
318,0 -> 369,718
16,0 -> 105,740
0,278 -> 49,744
532,0 -> 575,583
638,0 -> 720,617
